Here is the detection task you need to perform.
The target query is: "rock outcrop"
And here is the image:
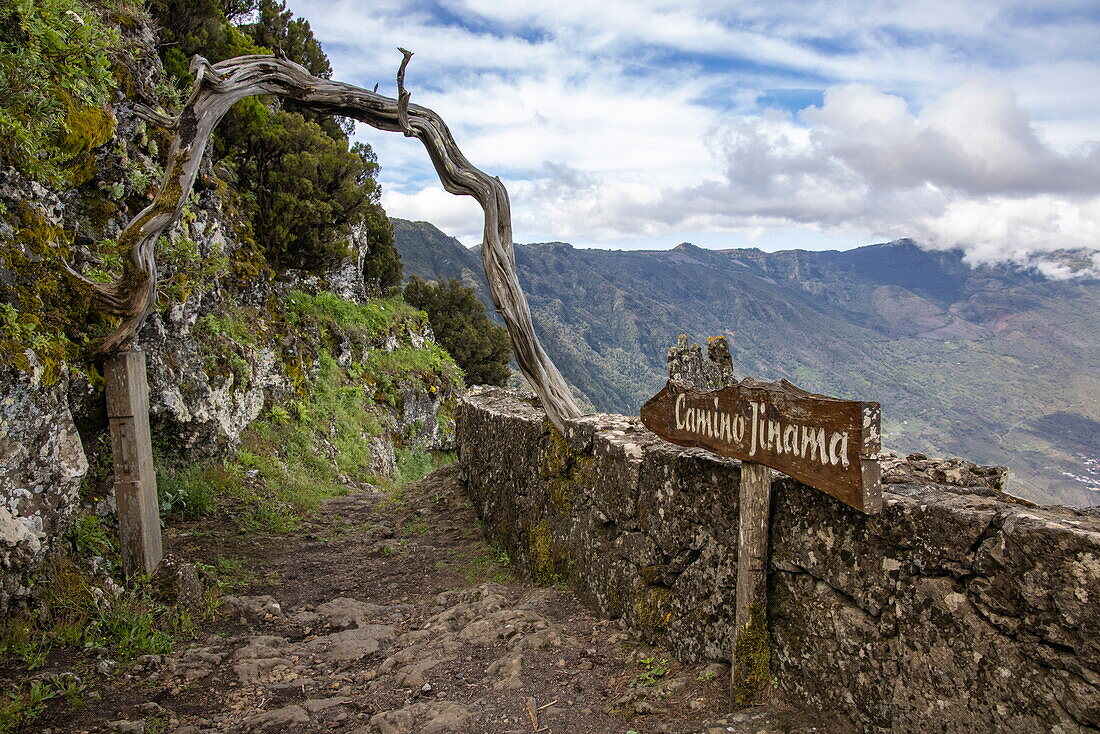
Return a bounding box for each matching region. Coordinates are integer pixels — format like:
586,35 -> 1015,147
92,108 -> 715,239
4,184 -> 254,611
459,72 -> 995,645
0,362 -> 88,611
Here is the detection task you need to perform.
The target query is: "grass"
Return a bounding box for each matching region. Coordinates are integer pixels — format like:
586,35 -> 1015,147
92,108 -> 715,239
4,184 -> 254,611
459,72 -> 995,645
353,343 -> 463,407
460,542 -> 518,584
0,512 -> 219,687
283,290 -> 423,336
0,674 -> 86,734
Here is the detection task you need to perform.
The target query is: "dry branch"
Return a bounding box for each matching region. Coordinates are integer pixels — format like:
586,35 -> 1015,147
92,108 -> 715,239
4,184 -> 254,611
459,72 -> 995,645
73,52 -> 582,431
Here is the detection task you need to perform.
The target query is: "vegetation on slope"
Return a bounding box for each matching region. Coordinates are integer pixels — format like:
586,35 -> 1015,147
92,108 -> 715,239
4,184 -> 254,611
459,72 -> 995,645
405,276 -> 512,386
0,6 -> 467,729
157,289 -> 463,533
0,0 -> 406,385
0,0 -> 131,188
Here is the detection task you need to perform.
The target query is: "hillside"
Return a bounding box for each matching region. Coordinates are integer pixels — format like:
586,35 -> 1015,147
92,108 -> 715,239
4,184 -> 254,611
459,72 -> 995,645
392,218 -> 1100,506
0,0 -> 460,649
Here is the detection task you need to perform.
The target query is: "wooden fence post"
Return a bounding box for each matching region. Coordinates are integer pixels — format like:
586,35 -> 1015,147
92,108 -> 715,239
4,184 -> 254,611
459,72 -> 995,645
104,348 -> 163,576
732,460 -> 773,706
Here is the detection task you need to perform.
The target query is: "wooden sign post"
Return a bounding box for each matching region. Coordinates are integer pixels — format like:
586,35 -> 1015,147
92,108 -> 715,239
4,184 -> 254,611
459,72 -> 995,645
104,349 -> 163,576
641,377 -> 882,705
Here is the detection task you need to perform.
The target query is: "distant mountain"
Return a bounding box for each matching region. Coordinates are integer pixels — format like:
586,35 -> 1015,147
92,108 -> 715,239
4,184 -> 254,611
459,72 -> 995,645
391,218 -> 1100,507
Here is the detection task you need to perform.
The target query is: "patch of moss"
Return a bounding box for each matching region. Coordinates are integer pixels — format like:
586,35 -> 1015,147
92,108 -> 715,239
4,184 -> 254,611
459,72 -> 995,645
633,581 -> 673,639
731,601 -> 772,709
528,520 -> 569,586
0,203 -> 108,385
601,577 -> 623,617
540,425 -> 595,515
58,102 -> 116,186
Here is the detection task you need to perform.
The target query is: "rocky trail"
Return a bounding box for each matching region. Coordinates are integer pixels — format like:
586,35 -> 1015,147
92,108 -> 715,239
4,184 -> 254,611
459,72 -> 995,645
21,465 -> 830,734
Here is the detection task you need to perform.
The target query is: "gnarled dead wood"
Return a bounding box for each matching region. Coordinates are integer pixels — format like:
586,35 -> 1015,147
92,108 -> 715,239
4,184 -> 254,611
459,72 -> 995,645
72,52 -> 582,432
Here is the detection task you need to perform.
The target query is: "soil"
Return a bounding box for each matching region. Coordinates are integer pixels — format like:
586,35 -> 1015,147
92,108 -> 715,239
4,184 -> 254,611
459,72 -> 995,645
10,464 -> 831,734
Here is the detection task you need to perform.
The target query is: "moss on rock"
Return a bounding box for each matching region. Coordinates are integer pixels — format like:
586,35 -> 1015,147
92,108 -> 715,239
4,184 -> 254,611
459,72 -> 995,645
540,425 -> 595,515
528,519 -> 571,586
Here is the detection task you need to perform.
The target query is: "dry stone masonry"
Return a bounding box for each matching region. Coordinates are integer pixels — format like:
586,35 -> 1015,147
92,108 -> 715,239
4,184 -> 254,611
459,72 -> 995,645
457,386 -> 1100,733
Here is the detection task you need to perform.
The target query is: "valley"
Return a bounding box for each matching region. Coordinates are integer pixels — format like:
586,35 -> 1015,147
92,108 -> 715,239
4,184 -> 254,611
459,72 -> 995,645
393,219 -> 1100,506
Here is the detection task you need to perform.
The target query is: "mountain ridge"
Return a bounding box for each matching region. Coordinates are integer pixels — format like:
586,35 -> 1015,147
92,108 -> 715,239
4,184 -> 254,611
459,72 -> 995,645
391,217 -> 1100,506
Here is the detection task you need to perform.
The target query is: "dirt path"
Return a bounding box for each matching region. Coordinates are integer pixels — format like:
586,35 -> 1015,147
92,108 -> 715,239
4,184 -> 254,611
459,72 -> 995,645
28,465 -> 826,734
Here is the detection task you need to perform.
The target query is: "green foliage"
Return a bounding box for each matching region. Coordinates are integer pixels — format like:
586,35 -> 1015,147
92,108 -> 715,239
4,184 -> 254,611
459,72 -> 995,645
389,447 -> 454,490
0,551 -> 199,672
158,232 -> 230,305
354,343 -> 464,407
158,463 -> 219,517
0,0 -> 128,187
241,0 -> 330,75
404,276 -> 512,386
238,352 -> 383,516
630,656 -> 672,688
215,101 -> 384,272
65,513 -> 116,559
0,203 -> 114,386
0,673 -> 85,734
148,0 -> 399,280
284,289 -> 421,337
155,288 -> 460,532
146,0 -> 267,87
361,207 -> 403,292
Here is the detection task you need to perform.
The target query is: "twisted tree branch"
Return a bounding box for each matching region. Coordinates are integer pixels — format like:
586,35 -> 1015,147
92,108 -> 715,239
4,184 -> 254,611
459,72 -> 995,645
77,51 -> 582,431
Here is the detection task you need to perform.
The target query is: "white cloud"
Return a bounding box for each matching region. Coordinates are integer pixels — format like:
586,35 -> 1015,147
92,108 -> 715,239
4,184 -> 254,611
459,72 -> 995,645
382,187 -> 485,242
286,0 -> 1100,268
624,82 -> 1100,264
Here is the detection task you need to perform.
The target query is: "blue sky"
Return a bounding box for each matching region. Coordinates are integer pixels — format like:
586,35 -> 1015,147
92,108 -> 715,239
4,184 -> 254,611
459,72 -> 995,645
284,0 -> 1100,272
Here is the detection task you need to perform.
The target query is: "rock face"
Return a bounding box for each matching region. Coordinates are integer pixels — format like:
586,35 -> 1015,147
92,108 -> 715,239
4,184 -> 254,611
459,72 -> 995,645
0,361 -> 88,611
457,387 -> 1100,733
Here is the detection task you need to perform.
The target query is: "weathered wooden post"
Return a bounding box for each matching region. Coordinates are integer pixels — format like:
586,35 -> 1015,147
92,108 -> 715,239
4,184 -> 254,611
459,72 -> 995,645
731,460 -> 773,705
104,349 -> 162,576
642,363 -> 882,708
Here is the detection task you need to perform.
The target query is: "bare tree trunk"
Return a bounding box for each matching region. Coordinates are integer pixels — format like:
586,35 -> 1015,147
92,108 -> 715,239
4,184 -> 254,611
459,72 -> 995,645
69,52 -> 582,432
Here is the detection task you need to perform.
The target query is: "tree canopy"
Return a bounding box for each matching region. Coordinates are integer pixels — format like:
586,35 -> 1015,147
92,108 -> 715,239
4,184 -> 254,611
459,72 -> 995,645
149,0 -> 402,286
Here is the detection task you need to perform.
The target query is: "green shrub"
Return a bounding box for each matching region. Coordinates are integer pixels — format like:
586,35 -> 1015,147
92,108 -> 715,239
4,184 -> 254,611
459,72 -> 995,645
404,277 -> 512,386
149,0 -> 400,279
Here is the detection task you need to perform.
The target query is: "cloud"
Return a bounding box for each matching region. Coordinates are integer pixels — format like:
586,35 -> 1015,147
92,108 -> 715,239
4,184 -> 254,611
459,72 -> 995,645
285,0 -> 1100,267
489,81 -> 1100,267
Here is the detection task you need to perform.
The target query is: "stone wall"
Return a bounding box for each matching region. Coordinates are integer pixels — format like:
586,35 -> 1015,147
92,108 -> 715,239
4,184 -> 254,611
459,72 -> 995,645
457,387 -> 1100,733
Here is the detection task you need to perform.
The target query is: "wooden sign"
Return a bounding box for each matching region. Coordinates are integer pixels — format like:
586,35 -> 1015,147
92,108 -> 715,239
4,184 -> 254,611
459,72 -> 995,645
641,377 -> 882,513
